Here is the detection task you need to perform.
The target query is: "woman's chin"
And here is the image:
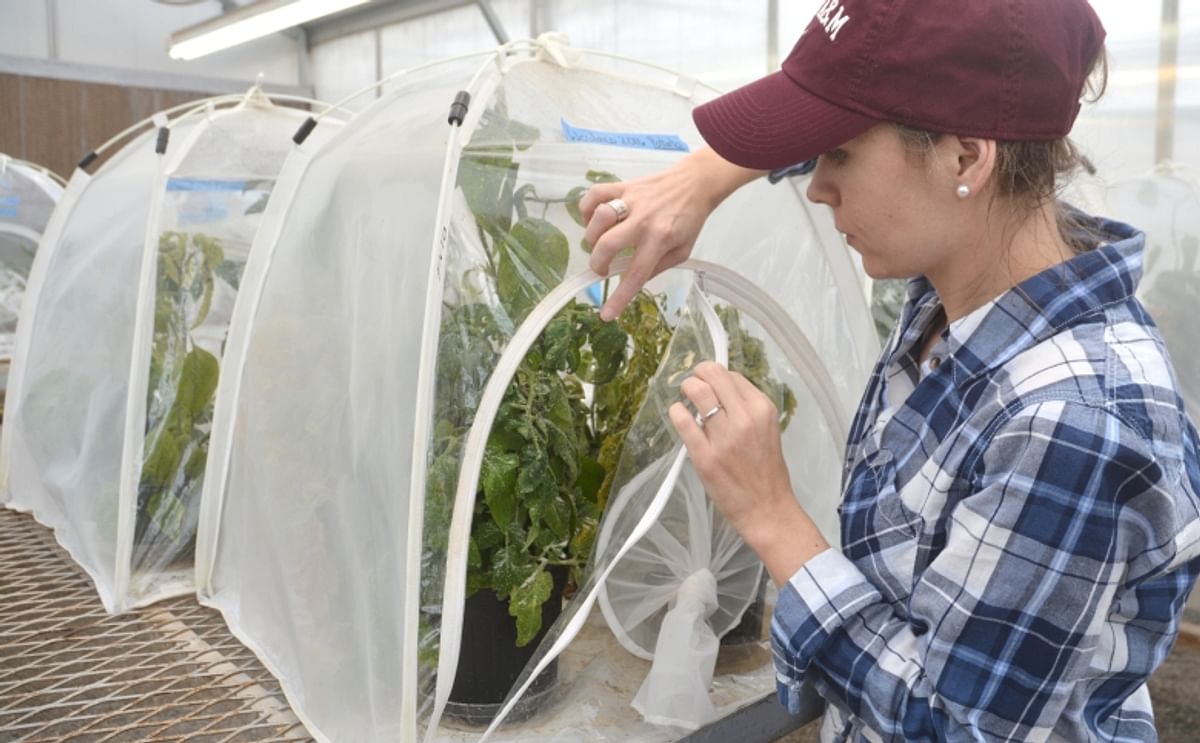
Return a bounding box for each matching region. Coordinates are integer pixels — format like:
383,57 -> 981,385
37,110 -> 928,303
860,258 -> 892,281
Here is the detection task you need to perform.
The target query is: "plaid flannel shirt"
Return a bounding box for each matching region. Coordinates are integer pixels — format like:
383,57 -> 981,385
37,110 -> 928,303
772,216 -> 1200,742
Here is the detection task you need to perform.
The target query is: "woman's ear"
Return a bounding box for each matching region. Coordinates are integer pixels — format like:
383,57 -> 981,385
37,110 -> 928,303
950,136 -> 997,195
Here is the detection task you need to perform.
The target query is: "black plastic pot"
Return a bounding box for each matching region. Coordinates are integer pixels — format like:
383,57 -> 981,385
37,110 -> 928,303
446,568 -> 567,725
720,574 -> 768,646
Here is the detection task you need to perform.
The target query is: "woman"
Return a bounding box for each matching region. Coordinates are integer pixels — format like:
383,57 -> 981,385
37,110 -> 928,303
581,1 -> 1200,740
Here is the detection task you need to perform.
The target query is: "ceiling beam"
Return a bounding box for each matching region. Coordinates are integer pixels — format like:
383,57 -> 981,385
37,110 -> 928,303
476,0 -> 509,44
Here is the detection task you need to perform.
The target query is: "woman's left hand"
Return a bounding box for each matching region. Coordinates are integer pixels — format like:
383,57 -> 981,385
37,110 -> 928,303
670,362 -> 831,584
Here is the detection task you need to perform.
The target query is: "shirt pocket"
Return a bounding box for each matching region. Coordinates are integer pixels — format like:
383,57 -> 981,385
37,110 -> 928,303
840,448 -> 924,596
870,450 -> 922,535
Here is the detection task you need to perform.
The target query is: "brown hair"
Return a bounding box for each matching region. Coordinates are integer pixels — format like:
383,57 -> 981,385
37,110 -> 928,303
895,49 -> 1110,253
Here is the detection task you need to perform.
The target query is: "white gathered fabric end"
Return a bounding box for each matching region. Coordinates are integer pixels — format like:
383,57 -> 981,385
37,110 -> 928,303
631,568 -> 721,730
536,32 -> 583,68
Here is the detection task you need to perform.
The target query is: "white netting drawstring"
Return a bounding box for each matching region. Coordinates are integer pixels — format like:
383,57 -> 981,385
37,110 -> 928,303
632,567 -> 721,729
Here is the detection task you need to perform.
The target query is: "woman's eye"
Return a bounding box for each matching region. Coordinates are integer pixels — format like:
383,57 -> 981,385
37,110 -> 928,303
823,149 -> 849,165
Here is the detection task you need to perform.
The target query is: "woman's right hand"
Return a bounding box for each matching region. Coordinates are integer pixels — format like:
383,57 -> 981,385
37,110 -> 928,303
580,146 -> 765,321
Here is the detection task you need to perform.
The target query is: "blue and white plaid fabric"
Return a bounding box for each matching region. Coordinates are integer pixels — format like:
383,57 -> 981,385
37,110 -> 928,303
772,215 -> 1200,742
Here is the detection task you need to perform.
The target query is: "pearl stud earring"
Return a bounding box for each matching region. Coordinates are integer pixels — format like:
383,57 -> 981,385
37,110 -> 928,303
956,184 -> 971,199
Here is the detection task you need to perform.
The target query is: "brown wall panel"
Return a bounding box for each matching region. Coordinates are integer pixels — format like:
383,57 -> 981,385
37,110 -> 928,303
127,88 -> 161,128
1,74 -> 222,181
159,89 -> 208,114
22,77 -> 83,180
81,82 -> 137,160
0,74 -> 24,160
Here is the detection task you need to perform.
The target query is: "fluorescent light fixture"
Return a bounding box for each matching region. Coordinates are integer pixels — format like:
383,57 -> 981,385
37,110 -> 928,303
169,0 -> 371,60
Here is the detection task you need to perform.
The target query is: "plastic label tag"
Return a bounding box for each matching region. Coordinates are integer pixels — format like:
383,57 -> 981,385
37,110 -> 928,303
167,178 -> 251,192
166,178 -> 270,225
0,194 -> 20,220
561,119 -> 689,152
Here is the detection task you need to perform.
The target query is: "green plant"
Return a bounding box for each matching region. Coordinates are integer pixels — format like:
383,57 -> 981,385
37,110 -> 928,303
136,231 -> 236,566
423,97 -> 797,653
421,97 -> 676,650
135,182 -> 266,571
718,305 -> 798,431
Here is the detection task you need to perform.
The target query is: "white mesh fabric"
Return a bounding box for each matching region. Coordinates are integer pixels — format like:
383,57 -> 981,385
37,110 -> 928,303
196,58 -> 487,743
0,156 -> 61,237
0,98 -> 321,614
599,461 -> 762,661
128,102 -> 318,605
2,133 -> 178,608
0,157 -> 62,358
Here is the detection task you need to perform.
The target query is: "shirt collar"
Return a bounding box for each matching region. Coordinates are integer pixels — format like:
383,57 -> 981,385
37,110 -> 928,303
906,214 -> 1145,384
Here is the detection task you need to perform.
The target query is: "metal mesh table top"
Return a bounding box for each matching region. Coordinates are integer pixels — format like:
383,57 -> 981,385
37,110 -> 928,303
0,508 -> 313,743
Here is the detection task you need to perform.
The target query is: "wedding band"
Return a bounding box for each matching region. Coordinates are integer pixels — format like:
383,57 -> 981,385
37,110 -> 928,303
604,198 -> 629,223
694,404 -> 723,429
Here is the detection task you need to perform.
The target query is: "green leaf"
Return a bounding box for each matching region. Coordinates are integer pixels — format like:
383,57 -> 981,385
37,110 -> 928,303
183,437 -> 209,480
541,495 -> 571,541
718,305 -> 797,430
481,446 -> 519,527
194,233 -> 225,269
541,312 -> 578,372
468,536 -> 483,569
141,430 -> 182,490
506,118 -> 541,150
587,319 -> 628,385
495,217 -> 570,322
585,170 -> 620,184
570,516 -> 598,562
490,541 -> 536,597
508,567 -> 554,647
474,520 -> 505,552
564,186 -> 588,228
174,347 -> 220,422
516,449 -> 551,496
466,566 -> 491,597
457,151 -> 518,237
577,456 -> 605,505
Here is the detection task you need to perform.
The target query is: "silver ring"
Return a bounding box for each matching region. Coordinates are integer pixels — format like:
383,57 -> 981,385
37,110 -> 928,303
604,198 -> 629,223
694,404 -> 723,429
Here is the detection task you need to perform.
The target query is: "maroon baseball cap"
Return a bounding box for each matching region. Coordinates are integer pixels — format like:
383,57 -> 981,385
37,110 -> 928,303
694,0 -> 1107,170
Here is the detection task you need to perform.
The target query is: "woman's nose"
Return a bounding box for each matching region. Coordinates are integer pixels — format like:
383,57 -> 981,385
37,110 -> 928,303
805,160 -> 838,207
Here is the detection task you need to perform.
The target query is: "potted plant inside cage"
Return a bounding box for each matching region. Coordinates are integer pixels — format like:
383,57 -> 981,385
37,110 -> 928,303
420,97 -> 677,723
422,96 -> 798,724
